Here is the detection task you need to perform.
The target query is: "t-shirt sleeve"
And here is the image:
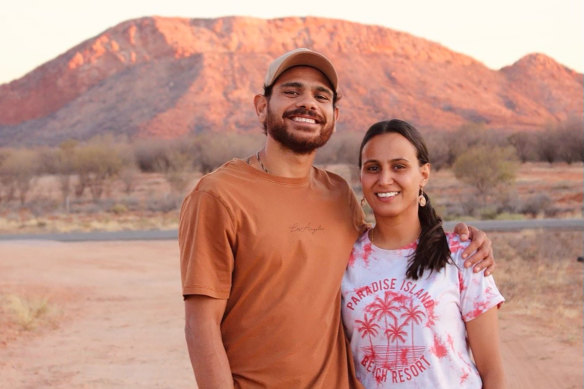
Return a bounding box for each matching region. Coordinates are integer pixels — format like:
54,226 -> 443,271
347,184 -> 367,234
178,189 -> 235,299
449,235 -> 505,322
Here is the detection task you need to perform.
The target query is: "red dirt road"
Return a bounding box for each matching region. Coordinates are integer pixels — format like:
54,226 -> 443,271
0,240 -> 581,389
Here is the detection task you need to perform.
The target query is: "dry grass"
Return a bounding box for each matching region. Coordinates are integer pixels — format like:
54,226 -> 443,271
0,292 -> 60,346
0,210 -> 180,234
492,230 -> 583,345
3,294 -> 52,330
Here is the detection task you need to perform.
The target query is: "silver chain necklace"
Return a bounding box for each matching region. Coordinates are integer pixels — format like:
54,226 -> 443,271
256,151 -> 270,174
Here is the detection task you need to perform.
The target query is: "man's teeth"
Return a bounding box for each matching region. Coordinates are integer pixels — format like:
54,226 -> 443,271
292,117 -> 316,124
377,192 -> 399,198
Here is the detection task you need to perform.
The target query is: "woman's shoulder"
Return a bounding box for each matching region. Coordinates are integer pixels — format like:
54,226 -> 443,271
445,232 -> 471,264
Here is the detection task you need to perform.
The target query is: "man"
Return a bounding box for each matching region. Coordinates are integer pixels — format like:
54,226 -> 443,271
179,48 -> 494,388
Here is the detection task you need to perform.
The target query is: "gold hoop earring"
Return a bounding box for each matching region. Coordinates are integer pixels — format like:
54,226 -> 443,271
418,189 -> 427,207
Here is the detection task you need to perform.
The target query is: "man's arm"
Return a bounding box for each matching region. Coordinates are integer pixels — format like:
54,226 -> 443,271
453,224 -> 495,275
184,295 -> 234,389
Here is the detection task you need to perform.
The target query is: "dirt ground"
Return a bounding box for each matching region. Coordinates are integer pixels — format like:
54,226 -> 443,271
0,240 -> 582,389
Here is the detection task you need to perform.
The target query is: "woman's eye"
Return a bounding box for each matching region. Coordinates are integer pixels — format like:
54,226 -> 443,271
366,166 -> 379,172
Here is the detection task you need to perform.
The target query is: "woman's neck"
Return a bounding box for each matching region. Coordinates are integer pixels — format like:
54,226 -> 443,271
370,212 -> 421,250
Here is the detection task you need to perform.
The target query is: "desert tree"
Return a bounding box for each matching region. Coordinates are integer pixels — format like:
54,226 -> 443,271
453,145 -> 519,213
0,148 -> 14,203
114,141 -> 139,195
507,131 -> 537,163
315,132 -> 362,184
192,132 -> 264,173
443,123 -> 491,166
133,138 -> 175,172
72,136 -> 124,202
315,132 -> 362,165
164,148 -> 197,194
533,125 -> 562,164
132,137 -> 195,196
0,148 -> 41,205
423,131 -> 451,171
51,139 -> 78,211
556,119 -> 584,163
119,164 -> 140,195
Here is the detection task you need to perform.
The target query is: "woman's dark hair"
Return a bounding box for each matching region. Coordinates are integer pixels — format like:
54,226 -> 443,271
359,119 -> 451,280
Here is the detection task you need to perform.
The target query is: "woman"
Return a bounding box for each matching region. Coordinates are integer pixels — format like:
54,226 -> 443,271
341,120 -> 505,388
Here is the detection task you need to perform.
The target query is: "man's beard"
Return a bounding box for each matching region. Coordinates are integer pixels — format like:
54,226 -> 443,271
265,107 -> 335,154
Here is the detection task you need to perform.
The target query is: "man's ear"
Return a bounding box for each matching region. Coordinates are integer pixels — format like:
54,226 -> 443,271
332,106 -> 339,132
254,94 -> 268,123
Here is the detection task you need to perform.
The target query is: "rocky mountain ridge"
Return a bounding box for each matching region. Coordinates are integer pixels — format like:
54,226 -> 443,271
0,16 -> 581,146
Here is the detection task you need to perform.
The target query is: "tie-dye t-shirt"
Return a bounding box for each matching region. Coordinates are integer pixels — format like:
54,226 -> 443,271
341,231 -> 504,388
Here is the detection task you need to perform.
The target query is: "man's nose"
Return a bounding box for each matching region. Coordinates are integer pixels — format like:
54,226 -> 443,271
295,93 -> 317,110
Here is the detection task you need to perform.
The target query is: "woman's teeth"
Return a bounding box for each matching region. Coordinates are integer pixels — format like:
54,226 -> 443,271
376,192 -> 399,198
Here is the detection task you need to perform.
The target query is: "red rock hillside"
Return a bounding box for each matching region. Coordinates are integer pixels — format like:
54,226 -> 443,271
0,16 -> 581,146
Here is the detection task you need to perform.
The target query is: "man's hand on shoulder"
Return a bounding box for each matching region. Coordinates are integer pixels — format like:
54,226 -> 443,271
453,223 -> 495,276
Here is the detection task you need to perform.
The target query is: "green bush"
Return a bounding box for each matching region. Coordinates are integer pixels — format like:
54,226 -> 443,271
453,145 -> 519,205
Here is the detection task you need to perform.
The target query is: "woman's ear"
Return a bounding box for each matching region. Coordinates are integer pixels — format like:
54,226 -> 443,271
420,163 -> 431,187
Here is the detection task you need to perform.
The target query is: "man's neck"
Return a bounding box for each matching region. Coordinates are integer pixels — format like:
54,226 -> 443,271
261,137 -> 316,178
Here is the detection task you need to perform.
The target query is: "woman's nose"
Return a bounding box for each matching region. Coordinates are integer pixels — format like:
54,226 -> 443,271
378,169 -> 393,185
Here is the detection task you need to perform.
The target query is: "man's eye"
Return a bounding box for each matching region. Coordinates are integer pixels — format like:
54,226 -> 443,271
316,94 -> 330,101
284,90 -> 298,96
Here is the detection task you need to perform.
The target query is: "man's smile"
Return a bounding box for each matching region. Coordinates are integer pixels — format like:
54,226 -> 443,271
290,116 -> 317,124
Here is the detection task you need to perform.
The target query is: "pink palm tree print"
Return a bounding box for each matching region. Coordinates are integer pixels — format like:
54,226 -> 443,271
366,291 -> 400,365
400,298 -> 426,363
355,313 -> 380,359
385,319 -> 407,369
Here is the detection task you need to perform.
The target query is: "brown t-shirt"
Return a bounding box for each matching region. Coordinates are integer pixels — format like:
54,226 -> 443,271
179,159 -> 365,388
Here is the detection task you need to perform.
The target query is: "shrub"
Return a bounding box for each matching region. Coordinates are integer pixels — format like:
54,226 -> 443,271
442,123 -> 503,166
3,294 -> 52,331
119,166 -> 140,195
520,193 -> 553,217
556,119 -> 584,163
453,145 -> 519,206
534,128 -> 561,163
0,148 -> 42,205
133,139 -> 176,172
424,131 -> 451,171
72,136 -> 125,201
507,132 -> 538,163
192,133 -> 264,173
315,132 -> 362,165
110,203 -> 128,215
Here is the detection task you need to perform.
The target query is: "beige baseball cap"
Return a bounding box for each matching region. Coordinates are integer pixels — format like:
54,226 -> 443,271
264,48 -> 338,92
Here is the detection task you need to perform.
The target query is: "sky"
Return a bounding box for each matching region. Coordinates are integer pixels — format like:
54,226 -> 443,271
1,0 -> 582,84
